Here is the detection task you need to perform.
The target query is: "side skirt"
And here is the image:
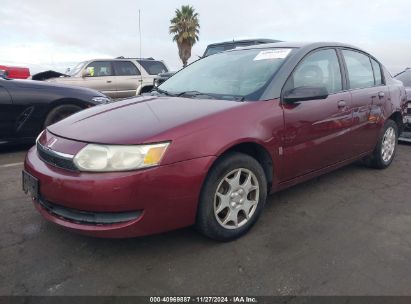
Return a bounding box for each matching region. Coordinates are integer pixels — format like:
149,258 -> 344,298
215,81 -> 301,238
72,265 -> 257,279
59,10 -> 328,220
271,151 -> 373,193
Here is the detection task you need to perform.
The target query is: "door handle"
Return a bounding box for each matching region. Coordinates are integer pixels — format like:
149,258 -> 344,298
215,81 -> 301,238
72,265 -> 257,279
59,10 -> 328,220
371,92 -> 385,99
337,100 -> 347,109
106,80 -> 112,83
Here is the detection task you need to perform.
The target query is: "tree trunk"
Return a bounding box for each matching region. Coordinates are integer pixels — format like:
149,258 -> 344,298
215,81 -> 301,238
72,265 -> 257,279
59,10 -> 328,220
178,40 -> 192,68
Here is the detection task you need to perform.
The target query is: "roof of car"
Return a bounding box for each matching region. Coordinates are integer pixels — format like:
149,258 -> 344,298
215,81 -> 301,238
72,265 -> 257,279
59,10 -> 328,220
229,41 -> 372,57
86,57 -> 163,62
239,41 -> 361,50
206,38 -> 281,47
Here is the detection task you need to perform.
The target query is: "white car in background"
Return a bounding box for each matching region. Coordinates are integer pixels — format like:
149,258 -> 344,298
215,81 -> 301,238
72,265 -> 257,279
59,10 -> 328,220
45,57 -> 169,99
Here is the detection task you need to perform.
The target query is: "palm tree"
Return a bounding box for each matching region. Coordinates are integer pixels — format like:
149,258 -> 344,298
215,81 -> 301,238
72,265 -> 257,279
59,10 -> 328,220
169,5 -> 200,67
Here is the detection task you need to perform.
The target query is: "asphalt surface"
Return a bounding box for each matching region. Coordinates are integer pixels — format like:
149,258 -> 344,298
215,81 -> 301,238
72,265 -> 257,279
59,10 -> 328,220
1,143 -> 411,296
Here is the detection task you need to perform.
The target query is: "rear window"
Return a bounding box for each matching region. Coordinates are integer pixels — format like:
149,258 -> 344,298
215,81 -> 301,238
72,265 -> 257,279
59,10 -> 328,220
114,61 -> 140,76
342,50 -> 375,90
138,61 -> 168,75
371,59 -> 383,85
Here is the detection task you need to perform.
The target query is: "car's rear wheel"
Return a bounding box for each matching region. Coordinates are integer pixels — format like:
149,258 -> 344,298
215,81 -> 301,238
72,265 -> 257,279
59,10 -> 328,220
44,104 -> 82,127
196,152 -> 267,241
365,119 -> 398,169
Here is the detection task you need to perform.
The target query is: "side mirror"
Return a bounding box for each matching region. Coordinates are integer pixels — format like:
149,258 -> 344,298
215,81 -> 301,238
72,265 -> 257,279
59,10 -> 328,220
82,67 -> 93,78
283,86 -> 329,103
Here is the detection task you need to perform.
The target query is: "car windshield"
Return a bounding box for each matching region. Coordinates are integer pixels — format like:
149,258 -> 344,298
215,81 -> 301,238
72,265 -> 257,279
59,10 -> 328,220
159,48 -> 293,101
67,61 -> 86,76
138,60 -> 168,75
395,70 -> 411,87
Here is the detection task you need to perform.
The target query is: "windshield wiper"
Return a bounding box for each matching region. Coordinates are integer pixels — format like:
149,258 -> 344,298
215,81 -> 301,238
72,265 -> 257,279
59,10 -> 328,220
151,87 -> 177,97
177,90 -> 216,99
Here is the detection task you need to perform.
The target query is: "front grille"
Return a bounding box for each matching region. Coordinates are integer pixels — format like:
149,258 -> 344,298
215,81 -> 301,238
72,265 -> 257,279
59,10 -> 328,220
38,197 -> 142,225
37,141 -> 78,171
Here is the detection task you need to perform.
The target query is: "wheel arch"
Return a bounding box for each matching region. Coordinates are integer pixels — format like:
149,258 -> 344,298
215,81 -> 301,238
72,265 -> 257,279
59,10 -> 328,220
212,141 -> 274,193
388,111 -> 404,134
42,98 -> 89,126
44,98 -> 89,117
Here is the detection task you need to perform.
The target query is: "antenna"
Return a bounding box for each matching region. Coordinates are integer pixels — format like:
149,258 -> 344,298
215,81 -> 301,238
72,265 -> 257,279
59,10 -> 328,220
138,9 -> 143,91
139,9 -> 142,60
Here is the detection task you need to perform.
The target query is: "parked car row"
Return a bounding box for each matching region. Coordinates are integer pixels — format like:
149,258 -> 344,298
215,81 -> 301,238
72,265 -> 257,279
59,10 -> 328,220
0,38 -> 282,144
22,41 -> 407,241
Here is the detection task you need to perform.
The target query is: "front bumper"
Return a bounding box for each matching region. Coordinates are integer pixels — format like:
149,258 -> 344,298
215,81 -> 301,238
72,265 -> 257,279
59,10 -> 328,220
25,145 -> 215,238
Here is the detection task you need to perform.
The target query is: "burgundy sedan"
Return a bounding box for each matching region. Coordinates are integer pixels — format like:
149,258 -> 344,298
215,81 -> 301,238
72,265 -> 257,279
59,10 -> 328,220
23,42 -> 407,241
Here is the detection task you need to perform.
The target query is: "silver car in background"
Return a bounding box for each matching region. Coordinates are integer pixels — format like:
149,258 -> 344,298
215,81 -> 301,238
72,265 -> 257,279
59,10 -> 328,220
47,57 -> 169,98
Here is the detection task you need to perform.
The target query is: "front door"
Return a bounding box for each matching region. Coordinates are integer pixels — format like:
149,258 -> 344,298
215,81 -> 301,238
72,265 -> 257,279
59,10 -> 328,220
82,61 -> 117,98
280,48 -> 353,181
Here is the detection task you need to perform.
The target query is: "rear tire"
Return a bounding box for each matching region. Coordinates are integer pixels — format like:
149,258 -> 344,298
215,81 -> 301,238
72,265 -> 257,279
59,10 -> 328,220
365,119 -> 398,169
196,152 -> 267,241
44,104 -> 82,127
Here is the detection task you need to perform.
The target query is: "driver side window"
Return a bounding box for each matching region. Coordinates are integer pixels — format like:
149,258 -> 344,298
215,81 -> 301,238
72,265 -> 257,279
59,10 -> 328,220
85,61 -> 113,77
288,49 -> 342,94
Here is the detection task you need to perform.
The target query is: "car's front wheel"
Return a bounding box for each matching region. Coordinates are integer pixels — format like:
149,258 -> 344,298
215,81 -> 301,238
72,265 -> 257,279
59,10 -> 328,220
366,119 -> 398,169
196,152 -> 267,241
44,104 -> 82,127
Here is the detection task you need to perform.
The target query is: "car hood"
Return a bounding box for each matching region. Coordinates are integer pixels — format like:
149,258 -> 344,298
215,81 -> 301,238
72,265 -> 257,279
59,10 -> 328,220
31,70 -> 69,81
47,96 -> 245,144
9,78 -> 103,95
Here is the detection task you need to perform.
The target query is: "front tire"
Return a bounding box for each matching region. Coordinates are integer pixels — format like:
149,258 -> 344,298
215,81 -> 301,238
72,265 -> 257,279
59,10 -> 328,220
365,119 -> 398,169
44,104 -> 82,127
196,152 -> 267,241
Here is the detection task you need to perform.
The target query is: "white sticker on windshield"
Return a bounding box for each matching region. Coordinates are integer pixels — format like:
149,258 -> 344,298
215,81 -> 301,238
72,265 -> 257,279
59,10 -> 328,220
253,49 -> 292,61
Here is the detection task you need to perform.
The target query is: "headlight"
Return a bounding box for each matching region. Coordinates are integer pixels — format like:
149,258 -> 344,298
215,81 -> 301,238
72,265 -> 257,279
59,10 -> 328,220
91,96 -> 111,104
73,142 -> 170,172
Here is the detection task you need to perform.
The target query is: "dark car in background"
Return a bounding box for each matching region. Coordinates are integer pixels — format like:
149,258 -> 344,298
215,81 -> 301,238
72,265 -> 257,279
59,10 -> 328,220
202,38 -> 281,57
0,75 -> 110,145
395,68 -> 411,141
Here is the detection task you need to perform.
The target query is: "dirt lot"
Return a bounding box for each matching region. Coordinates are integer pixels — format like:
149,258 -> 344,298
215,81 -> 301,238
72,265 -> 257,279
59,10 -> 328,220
1,143 -> 410,296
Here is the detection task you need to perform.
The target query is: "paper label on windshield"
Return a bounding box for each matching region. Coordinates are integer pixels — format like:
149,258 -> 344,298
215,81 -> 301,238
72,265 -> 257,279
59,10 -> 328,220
253,49 -> 292,61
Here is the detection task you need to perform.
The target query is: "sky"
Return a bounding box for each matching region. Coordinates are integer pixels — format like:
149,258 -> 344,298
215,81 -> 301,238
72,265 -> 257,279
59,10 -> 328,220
1,0 -> 410,75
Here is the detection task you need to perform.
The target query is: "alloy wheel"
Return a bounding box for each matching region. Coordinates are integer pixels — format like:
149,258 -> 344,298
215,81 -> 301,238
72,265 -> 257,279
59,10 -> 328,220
381,126 -> 396,162
214,168 -> 260,229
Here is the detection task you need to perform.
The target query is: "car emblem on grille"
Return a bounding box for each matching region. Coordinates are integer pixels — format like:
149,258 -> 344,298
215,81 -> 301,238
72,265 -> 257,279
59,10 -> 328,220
47,138 -> 58,148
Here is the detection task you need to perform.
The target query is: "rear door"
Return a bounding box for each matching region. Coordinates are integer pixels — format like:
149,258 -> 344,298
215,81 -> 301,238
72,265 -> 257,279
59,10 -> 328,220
281,48 -> 353,180
0,81 -> 13,142
82,61 -> 117,98
113,61 -> 140,98
340,49 -> 387,154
